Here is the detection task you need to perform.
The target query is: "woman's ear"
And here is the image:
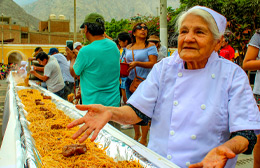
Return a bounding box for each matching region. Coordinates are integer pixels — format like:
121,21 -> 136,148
214,35 -> 224,52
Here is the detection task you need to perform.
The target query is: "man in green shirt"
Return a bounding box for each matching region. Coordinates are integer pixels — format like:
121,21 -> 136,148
68,13 -> 120,108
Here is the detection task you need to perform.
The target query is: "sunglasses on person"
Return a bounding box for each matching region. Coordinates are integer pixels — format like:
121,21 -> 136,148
150,41 -> 159,44
136,25 -> 148,30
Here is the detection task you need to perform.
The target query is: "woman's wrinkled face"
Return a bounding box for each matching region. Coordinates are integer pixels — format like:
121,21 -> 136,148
178,14 -> 218,62
133,24 -> 148,38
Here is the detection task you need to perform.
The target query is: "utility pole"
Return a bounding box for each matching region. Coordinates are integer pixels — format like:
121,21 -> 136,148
27,21 -> 30,43
74,0 -> 76,42
160,0 -> 168,49
1,13 -> 4,64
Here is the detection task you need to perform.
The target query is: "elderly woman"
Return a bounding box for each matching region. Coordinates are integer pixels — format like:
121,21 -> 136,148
67,6 -> 260,168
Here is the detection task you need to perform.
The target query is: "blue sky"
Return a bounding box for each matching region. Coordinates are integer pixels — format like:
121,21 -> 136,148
13,0 -> 37,6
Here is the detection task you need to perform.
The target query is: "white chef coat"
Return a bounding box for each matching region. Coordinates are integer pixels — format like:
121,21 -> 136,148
127,51 -> 260,168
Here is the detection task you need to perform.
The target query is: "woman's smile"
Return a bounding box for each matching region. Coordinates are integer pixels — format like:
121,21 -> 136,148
182,46 -> 197,50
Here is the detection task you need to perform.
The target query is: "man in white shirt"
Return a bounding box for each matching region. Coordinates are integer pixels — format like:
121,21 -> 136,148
31,51 -> 65,98
48,48 -> 74,99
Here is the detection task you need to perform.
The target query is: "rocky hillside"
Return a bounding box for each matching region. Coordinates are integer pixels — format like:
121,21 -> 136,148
23,0 -> 180,32
0,0 -> 40,30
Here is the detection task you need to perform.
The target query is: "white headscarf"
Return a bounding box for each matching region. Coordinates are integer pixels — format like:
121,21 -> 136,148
189,6 -> 227,34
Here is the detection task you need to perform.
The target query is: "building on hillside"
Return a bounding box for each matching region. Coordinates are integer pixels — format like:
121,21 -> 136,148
39,14 -> 70,33
0,14 -> 83,64
0,14 -> 83,45
0,16 -> 23,44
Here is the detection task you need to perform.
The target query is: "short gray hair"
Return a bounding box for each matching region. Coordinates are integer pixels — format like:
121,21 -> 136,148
176,8 -> 223,40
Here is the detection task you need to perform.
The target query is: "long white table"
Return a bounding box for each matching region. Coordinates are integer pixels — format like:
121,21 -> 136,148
0,74 -> 179,168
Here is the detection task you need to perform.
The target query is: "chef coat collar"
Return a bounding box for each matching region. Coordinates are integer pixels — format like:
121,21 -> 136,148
172,51 -> 219,69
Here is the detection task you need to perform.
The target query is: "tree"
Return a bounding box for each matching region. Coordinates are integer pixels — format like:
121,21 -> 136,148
105,19 -> 132,39
104,0 -> 259,65
178,0 -> 260,65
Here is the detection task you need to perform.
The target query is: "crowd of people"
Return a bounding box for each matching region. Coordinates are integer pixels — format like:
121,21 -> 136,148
8,5 -> 260,168
28,43 -> 83,100
0,63 -> 20,80
64,6 -> 260,168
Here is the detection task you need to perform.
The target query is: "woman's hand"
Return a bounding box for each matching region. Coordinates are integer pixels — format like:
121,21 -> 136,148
67,104 -> 112,142
128,61 -> 138,72
189,145 -> 236,168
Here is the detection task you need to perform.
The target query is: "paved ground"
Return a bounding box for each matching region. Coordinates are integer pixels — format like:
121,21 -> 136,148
0,79 -> 255,167
236,154 -> 254,168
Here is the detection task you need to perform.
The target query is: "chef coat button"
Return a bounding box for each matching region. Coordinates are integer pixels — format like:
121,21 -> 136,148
178,72 -> 183,77
173,101 -> 179,106
201,104 -> 206,110
191,135 -> 197,140
186,162 -> 191,166
170,131 -> 175,136
211,74 -> 215,79
167,155 -> 172,160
